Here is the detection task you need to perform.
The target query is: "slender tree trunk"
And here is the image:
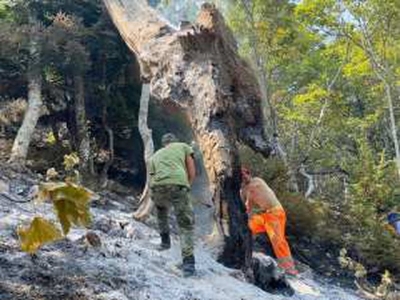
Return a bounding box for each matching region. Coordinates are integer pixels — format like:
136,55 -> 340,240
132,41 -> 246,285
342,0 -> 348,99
240,0 -> 274,136
383,83 -> 400,180
74,74 -> 93,178
99,58 -> 114,187
104,0 -> 270,271
362,43 -> 400,181
100,104 -> 114,188
133,84 -> 155,220
299,164 -> 314,199
9,22 -> 42,164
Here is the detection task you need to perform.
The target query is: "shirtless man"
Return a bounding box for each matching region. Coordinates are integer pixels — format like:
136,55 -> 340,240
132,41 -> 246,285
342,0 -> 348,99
240,167 -> 298,276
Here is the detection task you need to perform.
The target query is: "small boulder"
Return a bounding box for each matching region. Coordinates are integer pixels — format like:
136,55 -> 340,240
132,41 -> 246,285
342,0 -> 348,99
252,252 -> 295,297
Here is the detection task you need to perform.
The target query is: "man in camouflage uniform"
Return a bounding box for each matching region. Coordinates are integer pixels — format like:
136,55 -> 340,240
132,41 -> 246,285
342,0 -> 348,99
149,133 -> 196,277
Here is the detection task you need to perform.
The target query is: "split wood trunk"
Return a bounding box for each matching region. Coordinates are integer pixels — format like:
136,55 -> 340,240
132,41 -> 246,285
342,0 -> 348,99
104,0 -> 271,270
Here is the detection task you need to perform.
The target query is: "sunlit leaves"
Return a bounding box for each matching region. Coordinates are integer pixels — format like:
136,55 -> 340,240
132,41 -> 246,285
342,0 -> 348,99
289,84 -> 330,125
295,0 -> 339,30
294,84 -> 329,105
63,152 -> 80,171
18,217 -> 63,253
342,47 -> 371,78
347,139 -> 398,217
338,248 -> 367,279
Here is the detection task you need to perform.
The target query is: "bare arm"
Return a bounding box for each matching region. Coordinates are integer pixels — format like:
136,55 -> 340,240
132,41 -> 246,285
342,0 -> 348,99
242,187 -> 253,214
245,197 -> 253,214
185,154 -> 196,185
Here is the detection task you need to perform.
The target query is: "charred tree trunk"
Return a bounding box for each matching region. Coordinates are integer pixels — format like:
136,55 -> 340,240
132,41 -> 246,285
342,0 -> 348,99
104,0 -> 270,271
9,21 -> 42,164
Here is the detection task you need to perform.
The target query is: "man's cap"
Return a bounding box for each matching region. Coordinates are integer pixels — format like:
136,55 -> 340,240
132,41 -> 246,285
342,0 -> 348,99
161,133 -> 178,145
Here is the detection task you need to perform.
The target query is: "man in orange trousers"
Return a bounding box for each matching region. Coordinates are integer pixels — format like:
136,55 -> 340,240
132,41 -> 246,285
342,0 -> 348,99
240,167 -> 298,276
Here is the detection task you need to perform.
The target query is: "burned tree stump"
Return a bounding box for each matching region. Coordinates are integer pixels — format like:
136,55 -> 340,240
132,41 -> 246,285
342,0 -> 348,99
103,0 -> 270,272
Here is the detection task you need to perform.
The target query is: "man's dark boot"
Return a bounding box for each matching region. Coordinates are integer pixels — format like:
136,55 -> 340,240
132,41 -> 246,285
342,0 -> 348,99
182,255 -> 195,277
157,233 -> 171,250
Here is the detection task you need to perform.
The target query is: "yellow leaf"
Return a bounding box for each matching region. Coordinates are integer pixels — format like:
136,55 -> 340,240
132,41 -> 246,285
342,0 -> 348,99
50,183 -> 93,235
36,182 -> 93,234
36,182 -> 66,203
18,217 -> 62,253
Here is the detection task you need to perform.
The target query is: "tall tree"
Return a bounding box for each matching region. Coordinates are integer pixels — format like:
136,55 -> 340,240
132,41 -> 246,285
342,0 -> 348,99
227,0 -> 320,192
294,0 -> 400,181
8,15 -> 42,164
344,0 -> 400,180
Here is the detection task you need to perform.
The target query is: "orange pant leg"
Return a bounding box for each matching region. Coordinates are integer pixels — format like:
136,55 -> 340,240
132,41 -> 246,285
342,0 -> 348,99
249,209 -> 297,274
262,209 -> 291,259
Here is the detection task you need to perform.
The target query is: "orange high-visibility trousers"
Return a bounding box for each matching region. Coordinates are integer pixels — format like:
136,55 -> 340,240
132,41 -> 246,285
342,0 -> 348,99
249,208 -> 297,275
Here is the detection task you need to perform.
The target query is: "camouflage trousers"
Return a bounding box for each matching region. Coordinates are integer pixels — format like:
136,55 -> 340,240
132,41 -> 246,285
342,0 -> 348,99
151,185 -> 195,259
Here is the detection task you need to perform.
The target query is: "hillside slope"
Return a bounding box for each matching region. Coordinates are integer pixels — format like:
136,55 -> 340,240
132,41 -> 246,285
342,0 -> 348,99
0,166 -> 361,300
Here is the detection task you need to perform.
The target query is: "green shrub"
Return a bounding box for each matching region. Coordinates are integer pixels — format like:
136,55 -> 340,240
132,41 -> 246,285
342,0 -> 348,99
239,144 -> 400,279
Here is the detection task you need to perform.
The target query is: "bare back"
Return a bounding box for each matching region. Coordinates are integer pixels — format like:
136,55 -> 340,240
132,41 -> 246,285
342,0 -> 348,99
241,177 -> 282,212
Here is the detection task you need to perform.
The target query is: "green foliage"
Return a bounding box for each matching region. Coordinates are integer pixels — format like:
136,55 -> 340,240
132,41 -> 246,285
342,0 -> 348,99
1,0 -> 149,183
18,217 -> 63,253
348,140 -> 398,216
239,144 -> 400,277
3,0 -> 399,280
239,144 -> 288,193
339,248 -> 367,279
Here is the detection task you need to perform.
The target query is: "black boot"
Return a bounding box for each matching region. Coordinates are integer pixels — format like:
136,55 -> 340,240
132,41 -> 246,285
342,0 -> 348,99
157,233 -> 171,250
182,255 -> 196,277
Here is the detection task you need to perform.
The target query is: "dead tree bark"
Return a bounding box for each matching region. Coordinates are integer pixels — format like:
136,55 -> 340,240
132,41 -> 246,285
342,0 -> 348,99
9,21 -> 42,164
104,0 -> 270,270
133,83 -> 155,220
74,73 -> 93,179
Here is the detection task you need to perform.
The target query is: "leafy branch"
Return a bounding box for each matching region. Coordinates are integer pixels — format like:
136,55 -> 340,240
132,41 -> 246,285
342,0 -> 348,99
17,153 -> 94,253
